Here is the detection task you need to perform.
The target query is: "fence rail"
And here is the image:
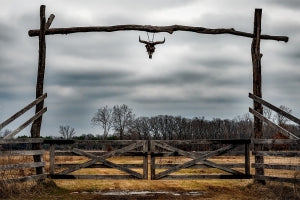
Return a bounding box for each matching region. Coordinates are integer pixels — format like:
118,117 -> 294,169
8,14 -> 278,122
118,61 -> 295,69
252,139 -> 300,183
0,138 -> 46,183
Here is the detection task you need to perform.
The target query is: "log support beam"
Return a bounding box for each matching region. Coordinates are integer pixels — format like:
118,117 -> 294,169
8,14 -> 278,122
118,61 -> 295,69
251,8 -> 265,184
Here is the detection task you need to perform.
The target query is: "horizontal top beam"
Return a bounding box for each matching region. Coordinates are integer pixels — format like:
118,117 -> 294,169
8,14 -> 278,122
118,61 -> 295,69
28,25 -> 288,42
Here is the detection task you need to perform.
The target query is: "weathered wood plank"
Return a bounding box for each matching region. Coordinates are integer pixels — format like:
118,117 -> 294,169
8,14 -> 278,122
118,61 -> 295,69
160,174 -> 252,180
49,174 -> 139,180
154,141 -> 196,158
0,174 -> 47,184
54,150 -> 244,157
245,144 -> 250,175
0,138 -> 43,144
253,139 -> 300,145
49,144 -> 55,174
254,175 -> 300,183
0,162 -> 45,170
143,140 -> 148,179
150,141 -> 156,180
43,139 -> 75,145
249,93 -> 300,125
55,163 -> 245,169
253,151 -> 300,157
252,163 -> 300,170
0,94 -> 47,130
249,108 -> 299,139
201,160 -> 244,175
28,25 -> 289,42
55,163 -> 144,169
154,145 -> 235,179
0,150 -> 45,156
4,107 -> 47,139
157,139 -> 251,145
54,151 -> 146,156
155,163 -> 245,169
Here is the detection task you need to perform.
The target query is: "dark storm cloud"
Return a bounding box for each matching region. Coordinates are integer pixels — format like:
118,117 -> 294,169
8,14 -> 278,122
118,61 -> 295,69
53,70 -> 131,87
270,0 -> 300,9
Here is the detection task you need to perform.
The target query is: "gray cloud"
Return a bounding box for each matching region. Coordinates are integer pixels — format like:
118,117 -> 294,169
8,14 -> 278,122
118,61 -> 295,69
0,0 -> 299,136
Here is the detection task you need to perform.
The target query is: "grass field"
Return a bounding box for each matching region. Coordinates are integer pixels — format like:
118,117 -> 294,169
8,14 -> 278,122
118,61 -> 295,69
1,153 -> 299,199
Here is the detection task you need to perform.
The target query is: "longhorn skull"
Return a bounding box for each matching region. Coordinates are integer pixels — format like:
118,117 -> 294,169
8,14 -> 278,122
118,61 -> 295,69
139,36 -> 165,59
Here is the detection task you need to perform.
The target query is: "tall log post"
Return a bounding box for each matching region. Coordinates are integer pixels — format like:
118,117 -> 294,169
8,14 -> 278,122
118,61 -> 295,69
251,9 -> 265,184
31,5 -> 47,175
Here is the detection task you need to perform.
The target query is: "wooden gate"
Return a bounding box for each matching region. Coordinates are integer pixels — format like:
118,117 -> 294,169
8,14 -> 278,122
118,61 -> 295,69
47,140 -> 148,179
150,140 -> 251,180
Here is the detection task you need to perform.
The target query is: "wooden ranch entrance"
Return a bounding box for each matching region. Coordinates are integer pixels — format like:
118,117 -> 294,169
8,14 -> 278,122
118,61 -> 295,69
1,5 -> 300,185
45,139 -> 251,180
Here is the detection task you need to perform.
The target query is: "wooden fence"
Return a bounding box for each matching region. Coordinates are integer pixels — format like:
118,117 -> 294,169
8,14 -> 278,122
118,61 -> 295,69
0,138 -> 46,183
45,139 -> 251,180
46,140 -> 148,180
150,140 -> 251,180
249,93 -> 300,183
0,94 -> 47,183
252,139 -> 300,183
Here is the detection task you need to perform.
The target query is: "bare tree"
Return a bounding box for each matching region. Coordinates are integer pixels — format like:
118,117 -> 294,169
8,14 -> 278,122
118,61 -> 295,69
275,105 -> 292,126
263,106 -> 273,120
0,129 -> 11,138
59,125 -> 76,139
112,104 -> 135,139
91,106 -> 113,139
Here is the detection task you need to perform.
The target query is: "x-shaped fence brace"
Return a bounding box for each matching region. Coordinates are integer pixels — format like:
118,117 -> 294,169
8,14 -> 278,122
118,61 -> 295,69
151,141 -> 243,180
58,141 -> 145,179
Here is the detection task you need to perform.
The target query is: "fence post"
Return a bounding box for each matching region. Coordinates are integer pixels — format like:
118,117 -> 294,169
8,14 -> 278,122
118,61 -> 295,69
142,140 -> 149,179
49,144 -> 55,175
251,8 -> 265,183
245,143 -> 250,176
31,5 -> 47,176
150,141 -> 156,180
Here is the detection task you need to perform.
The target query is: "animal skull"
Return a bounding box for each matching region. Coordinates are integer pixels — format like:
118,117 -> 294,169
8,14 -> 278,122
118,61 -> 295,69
139,36 -> 165,59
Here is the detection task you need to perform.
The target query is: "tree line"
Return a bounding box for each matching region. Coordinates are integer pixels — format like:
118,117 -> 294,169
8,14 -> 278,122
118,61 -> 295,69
1,104 -> 299,140
87,104 -> 299,140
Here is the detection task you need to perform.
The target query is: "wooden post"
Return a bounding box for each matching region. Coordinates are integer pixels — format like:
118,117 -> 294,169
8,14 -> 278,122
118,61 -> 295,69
251,8 -> 265,183
150,141 -> 156,180
142,140 -> 148,179
31,5 -> 47,176
49,144 -> 55,175
245,143 -> 250,176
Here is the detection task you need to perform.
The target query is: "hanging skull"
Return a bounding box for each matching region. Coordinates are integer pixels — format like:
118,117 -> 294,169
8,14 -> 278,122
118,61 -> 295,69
139,36 -> 165,59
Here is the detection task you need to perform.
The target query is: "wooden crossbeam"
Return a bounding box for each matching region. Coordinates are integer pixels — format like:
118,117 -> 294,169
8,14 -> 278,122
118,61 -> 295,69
0,162 -> 45,170
154,144 -> 235,179
154,141 -> 196,158
58,141 -> 143,175
249,107 -> 299,139
4,107 -> 47,139
249,93 -> 300,125
0,93 -> 47,130
28,25 -> 288,42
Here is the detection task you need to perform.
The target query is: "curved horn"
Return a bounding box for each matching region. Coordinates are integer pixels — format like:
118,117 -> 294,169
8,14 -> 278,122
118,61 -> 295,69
153,37 -> 165,45
139,36 -> 148,44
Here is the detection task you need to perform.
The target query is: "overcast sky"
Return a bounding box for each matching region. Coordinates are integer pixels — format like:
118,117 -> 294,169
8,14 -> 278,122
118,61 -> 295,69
0,0 -> 299,137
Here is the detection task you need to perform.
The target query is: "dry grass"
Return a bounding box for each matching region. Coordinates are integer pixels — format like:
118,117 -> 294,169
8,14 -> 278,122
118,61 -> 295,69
1,152 -> 299,199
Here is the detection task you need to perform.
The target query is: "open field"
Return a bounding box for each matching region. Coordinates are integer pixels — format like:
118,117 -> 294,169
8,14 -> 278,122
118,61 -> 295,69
1,153 -> 299,199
